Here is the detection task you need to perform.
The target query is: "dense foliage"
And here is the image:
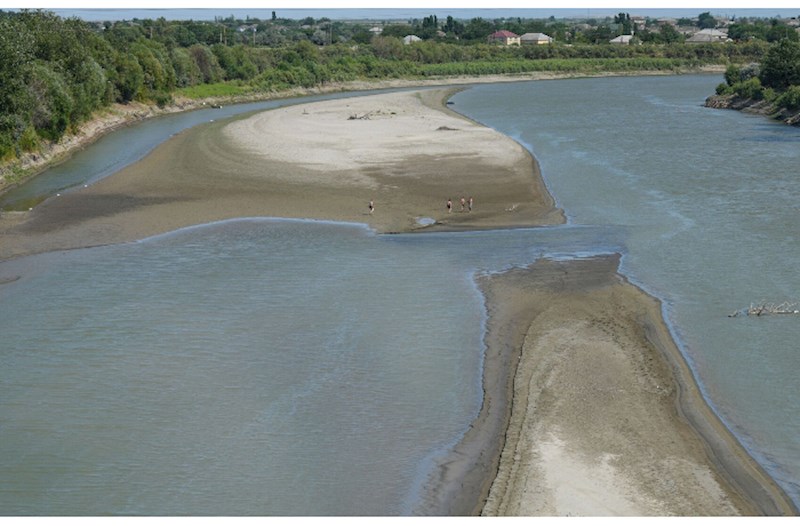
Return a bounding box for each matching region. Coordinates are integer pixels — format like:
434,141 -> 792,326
0,9 -> 792,162
716,39 -> 800,109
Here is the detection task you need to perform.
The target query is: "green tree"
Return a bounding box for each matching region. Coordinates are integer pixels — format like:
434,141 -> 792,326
442,16 -> 460,35
351,27 -> 373,45
697,12 -> 717,29
0,15 -> 34,115
26,61 -> 73,140
294,39 -> 319,62
419,14 -> 439,39
188,44 -> 223,83
67,57 -> 107,123
728,21 -> 768,41
113,52 -> 144,102
584,25 -> 614,44
462,18 -> 495,41
0,14 -> 35,158
766,24 -> 799,43
212,44 -> 258,80
724,64 -> 741,86
381,23 -> 414,39
171,47 -> 202,87
130,40 -> 174,95
614,13 -> 632,35
659,24 -> 684,44
760,39 -> 800,90
371,36 -> 404,60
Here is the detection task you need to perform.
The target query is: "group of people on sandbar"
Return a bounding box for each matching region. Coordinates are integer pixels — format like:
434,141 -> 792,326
368,196 -> 474,216
446,196 -> 473,213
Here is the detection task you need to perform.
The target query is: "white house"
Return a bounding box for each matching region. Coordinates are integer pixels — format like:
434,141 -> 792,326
403,35 -> 422,45
686,28 -> 730,43
520,32 -> 553,45
610,35 -> 635,45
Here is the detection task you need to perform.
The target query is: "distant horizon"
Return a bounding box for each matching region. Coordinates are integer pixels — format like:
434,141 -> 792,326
9,7 -> 799,22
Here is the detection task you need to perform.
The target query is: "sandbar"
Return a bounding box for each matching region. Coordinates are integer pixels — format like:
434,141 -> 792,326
0,87 -> 561,261
472,257 -> 794,516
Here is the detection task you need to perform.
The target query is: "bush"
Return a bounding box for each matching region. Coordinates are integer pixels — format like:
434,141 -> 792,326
153,91 -> 173,108
0,114 -> 30,159
776,85 -> 800,109
739,62 -> 761,81
724,64 -> 740,86
734,77 -> 764,100
716,82 -> 734,95
17,124 -> 39,151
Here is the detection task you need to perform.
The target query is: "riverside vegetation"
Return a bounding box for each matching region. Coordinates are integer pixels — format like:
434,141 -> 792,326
709,38 -> 800,125
1,9 -> 798,178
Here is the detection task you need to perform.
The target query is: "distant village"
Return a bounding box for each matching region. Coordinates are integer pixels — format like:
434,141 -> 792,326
93,11 -> 800,47
366,13 -> 800,46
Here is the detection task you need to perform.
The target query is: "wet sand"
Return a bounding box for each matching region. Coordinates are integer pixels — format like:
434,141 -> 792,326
0,87 -> 795,516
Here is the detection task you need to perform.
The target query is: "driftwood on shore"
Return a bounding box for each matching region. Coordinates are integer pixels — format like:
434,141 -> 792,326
729,301 -> 800,317
348,111 -> 373,120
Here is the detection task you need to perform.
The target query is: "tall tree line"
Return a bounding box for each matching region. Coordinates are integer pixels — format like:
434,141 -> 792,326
0,10 -> 783,162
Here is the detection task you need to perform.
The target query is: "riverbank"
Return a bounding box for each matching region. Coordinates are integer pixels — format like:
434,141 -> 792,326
1,81 -> 794,516
705,93 -> 800,126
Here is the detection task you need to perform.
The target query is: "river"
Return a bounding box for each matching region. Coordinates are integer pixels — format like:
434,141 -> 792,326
0,74 -> 798,514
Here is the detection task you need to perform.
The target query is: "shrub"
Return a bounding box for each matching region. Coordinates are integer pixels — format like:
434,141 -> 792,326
776,85 -> 800,109
739,62 -> 761,81
734,77 -> 764,100
716,82 -> 734,95
153,91 -> 173,108
17,124 -> 39,151
724,64 -> 740,86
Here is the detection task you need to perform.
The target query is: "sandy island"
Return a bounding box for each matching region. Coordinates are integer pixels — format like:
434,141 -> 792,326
0,86 -> 796,516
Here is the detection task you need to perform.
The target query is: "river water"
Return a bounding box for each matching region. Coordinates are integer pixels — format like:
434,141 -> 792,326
0,75 -> 798,514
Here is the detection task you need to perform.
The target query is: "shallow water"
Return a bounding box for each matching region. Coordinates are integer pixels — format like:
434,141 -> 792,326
0,220 -> 619,515
1,74 -> 799,514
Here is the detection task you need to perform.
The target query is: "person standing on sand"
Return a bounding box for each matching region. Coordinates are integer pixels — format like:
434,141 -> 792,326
468,196 -> 473,212
460,197 -> 466,212
369,200 -> 374,214
447,199 -> 452,213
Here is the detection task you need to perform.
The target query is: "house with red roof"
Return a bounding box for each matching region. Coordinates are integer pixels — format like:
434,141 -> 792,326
488,30 -> 520,46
